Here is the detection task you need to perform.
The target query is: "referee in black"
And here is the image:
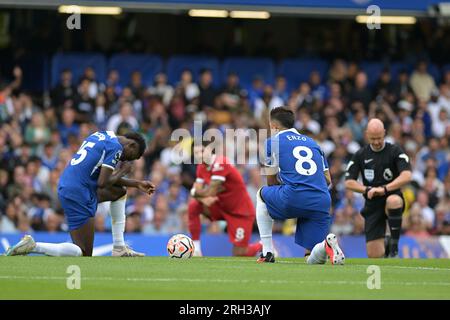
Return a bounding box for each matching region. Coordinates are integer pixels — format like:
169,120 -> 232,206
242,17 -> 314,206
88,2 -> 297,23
345,118 -> 412,258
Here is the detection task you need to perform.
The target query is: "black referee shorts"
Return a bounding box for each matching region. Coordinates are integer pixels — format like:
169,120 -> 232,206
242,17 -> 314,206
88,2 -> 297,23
360,193 -> 405,242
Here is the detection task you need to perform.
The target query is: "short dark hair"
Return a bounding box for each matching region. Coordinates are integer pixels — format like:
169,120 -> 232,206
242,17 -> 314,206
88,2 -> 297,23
270,107 -> 295,129
124,131 -> 146,158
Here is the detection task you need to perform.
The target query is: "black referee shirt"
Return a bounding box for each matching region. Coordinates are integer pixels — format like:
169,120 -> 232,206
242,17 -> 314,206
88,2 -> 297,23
345,142 -> 411,189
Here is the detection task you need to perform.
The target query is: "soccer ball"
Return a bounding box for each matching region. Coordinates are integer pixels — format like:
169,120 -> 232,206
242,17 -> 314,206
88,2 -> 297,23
167,234 -> 195,259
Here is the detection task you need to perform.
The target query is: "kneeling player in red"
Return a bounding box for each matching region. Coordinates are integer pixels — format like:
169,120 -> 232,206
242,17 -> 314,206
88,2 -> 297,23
188,142 -> 262,257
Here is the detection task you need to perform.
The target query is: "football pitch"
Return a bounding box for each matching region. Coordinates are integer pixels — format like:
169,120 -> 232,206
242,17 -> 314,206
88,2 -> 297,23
0,257 -> 449,300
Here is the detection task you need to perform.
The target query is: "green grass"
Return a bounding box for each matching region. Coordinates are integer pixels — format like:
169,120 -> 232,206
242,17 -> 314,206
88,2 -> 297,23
0,257 -> 449,299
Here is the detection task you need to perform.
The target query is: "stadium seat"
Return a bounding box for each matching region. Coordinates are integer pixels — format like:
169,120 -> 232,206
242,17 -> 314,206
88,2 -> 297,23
427,63 -> 441,83
443,64 -> 450,77
166,55 -> 220,87
51,53 -> 107,88
390,61 -> 441,83
360,61 -> 384,87
277,59 -> 329,90
389,62 -> 412,80
221,57 -> 275,90
109,54 -> 163,87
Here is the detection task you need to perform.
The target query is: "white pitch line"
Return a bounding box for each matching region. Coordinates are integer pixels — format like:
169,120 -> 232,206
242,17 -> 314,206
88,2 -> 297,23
0,275 -> 450,287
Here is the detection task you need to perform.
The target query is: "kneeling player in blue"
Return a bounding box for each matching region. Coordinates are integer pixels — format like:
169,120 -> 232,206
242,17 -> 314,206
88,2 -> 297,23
256,107 -> 345,265
5,131 -> 155,257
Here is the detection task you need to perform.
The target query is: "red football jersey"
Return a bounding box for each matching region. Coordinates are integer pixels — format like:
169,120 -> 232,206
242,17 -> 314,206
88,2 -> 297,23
196,155 -> 255,217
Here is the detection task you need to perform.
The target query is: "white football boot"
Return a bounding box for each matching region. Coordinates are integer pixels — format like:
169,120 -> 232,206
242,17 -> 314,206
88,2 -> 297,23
325,233 -> 345,265
112,245 -> 145,257
4,235 -> 36,256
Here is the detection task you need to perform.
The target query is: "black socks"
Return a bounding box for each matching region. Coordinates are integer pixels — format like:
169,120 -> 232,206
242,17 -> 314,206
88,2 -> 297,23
387,208 -> 403,256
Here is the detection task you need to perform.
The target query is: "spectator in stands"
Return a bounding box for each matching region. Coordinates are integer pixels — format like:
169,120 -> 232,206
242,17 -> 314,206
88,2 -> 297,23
290,82 -> 313,110
93,93 -> 108,130
220,72 -> 243,109
248,75 -> 264,109
24,112 -> 51,153
432,108 -> 449,138
346,102 -> 367,144
198,68 -> 217,110
404,205 -> 431,238
74,78 -> 95,123
410,60 -> 437,101
57,107 -> 79,147
177,69 -> 199,103
396,100 -> 414,134
126,193 -> 154,228
106,69 -> 122,96
373,68 -> 395,103
254,84 -> 284,122
328,59 -> 348,90
274,75 -> 289,104
129,70 -> 145,100
415,190 -> 435,230
295,108 -> 321,135
106,101 -> 139,133
50,69 -> 76,108
0,197 -> 29,233
147,73 -> 174,106
80,66 -> 102,98
348,71 -> 372,110
0,57 -> 448,246
16,92 -> 40,129
309,71 -> 327,102
392,69 -> 413,102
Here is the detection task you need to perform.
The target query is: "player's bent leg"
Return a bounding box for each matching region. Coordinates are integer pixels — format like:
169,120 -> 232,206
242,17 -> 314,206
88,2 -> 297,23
366,239 -> 385,258
231,241 -> 262,257
306,242 -> 327,264
385,195 -> 404,258
188,199 -> 203,256
69,217 -> 95,256
232,246 -> 248,256
4,234 -> 83,257
256,188 -> 275,262
33,242 -> 82,257
97,186 -> 144,257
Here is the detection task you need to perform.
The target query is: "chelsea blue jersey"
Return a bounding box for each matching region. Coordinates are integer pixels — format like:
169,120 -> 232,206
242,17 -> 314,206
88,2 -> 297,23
264,128 -> 329,194
59,131 -> 123,197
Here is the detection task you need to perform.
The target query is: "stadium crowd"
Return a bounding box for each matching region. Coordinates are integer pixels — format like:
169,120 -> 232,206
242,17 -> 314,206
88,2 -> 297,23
0,58 -> 449,239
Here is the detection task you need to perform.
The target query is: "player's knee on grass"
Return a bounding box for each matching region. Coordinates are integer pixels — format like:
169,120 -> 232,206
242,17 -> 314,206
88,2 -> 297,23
366,240 -> 385,258
232,246 -> 247,257
385,195 -> 403,211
